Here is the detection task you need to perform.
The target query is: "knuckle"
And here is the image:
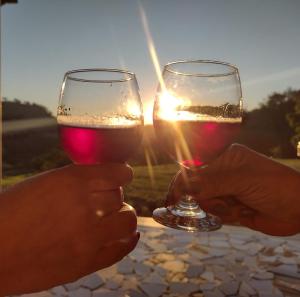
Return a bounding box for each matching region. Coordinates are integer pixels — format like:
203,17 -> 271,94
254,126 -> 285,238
109,187 -> 124,204
228,143 -> 247,155
125,164 -> 134,180
227,143 -> 251,165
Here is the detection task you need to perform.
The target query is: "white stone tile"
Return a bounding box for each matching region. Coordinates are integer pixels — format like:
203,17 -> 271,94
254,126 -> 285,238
278,256 -> 298,264
245,242 -> 264,256
126,289 -> 148,297
121,276 -> 139,292
143,272 -> 167,285
258,253 -> 278,264
64,278 -> 85,291
200,270 -> 215,282
210,240 -> 231,249
82,274 -> 104,290
160,260 -> 185,271
96,265 -> 117,280
208,248 -> 229,257
139,283 -> 167,297
50,286 -> 67,295
68,288 -> 91,297
152,266 -> 167,277
239,281 -> 256,296
186,264 -> 205,278
134,262 -> 152,277
117,258 -> 134,274
129,249 -> 149,262
248,280 -> 273,293
274,246 -> 284,254
145,240 -> 167,253
203,289 -> 224,297
253,271 -> 274,280
169,282 -> 199,295
218,280 -> 240,295
199,282 -> 217,291
92,289 -> 125,297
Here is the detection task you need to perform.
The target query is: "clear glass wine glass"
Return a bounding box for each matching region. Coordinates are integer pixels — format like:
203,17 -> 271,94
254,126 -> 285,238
152,60 -> 243,232
57,69 -> 143,165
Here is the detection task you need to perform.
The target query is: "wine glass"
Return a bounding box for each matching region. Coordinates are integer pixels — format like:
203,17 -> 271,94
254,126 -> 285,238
153,60 -> 243,232
57,68 -> 143,166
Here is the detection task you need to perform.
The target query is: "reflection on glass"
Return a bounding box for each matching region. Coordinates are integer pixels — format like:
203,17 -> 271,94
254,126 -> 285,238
153,60 -> 243,232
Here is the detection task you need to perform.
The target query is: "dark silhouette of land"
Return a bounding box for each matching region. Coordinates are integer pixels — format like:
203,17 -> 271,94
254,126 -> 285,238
3,90 -> 300,177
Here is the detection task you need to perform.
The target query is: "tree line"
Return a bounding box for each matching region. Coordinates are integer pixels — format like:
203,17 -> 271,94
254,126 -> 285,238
2,98 -> 52,121
2,89 -> 300,176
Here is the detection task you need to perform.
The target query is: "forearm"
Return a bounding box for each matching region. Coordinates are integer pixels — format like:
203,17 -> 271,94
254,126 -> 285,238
0,189 -> 32,295
0,191 -> 19,295
280,170 -> 300,224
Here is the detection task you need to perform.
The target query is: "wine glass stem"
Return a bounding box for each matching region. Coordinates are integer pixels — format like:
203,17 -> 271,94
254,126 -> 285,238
170,195 -> 207,218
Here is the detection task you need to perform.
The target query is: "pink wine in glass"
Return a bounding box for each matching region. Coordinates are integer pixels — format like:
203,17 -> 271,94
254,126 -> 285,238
59,124 -> 142,164
154,118 -> 241,167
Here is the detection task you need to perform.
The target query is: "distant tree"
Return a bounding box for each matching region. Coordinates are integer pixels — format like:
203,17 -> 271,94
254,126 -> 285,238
238,89 -> 296,158
3,98 -> 52,120
287,90 -> 300,148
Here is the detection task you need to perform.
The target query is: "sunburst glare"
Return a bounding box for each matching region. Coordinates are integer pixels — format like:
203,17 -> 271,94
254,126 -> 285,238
138,2 -> 165,92
156,91 -> 189,121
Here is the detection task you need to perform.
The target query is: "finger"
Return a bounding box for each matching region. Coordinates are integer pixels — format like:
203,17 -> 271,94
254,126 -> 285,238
96,203 -> 137,244
88,187 -> 124,218
91,231 -> 140,272
68,163 -> 133,190
166,144 -> 261,205
71,232 -> 140,279
166,169 -> 242,206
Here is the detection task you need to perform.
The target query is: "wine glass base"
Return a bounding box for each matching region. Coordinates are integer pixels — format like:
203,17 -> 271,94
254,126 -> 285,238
153,206 -> 222,232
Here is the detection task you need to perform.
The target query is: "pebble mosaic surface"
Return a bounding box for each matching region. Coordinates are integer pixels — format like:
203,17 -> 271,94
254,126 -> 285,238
10,218 -> 300,297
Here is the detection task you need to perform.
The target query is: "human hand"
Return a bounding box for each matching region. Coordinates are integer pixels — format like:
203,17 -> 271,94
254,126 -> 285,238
167,144 -> 300,236
0,164 -> 138,295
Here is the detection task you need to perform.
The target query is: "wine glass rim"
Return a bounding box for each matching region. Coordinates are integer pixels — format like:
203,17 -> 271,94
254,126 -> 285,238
65,68 -> 136,83
164,60 -> 239,77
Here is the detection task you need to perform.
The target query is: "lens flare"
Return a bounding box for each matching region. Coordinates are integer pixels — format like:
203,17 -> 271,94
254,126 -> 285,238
156,91 -> 187,121
138,2 -> 165,92
126,101 -> 143,118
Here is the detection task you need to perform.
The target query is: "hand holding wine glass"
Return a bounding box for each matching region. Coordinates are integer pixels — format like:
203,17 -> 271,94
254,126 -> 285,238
166,144 -> 300,236
0,164 -> 139,295
153,60 -> 243,232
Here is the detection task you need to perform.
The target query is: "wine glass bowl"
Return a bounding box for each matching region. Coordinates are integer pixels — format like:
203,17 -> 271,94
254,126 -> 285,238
153,60 -> 243,232
57,69 -> 143,165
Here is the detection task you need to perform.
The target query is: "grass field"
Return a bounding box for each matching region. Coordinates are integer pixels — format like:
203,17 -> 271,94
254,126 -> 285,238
2,159 -> 300,216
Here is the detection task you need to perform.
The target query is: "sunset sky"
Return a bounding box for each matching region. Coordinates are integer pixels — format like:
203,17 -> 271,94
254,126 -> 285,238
2,0 -> 300,124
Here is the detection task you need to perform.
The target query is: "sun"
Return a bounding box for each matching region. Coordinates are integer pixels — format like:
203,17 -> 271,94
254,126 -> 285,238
156,91 -> 188,121
144,102 -> 154,125
142,92 -> 191,125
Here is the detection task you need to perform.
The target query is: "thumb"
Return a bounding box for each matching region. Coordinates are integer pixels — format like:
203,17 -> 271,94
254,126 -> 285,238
166,144 -> 253,206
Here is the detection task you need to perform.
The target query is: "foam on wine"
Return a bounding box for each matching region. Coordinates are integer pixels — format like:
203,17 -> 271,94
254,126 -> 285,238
58,115 -> 142,164
57,114 -> 142,128
154,109 -> 242,123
